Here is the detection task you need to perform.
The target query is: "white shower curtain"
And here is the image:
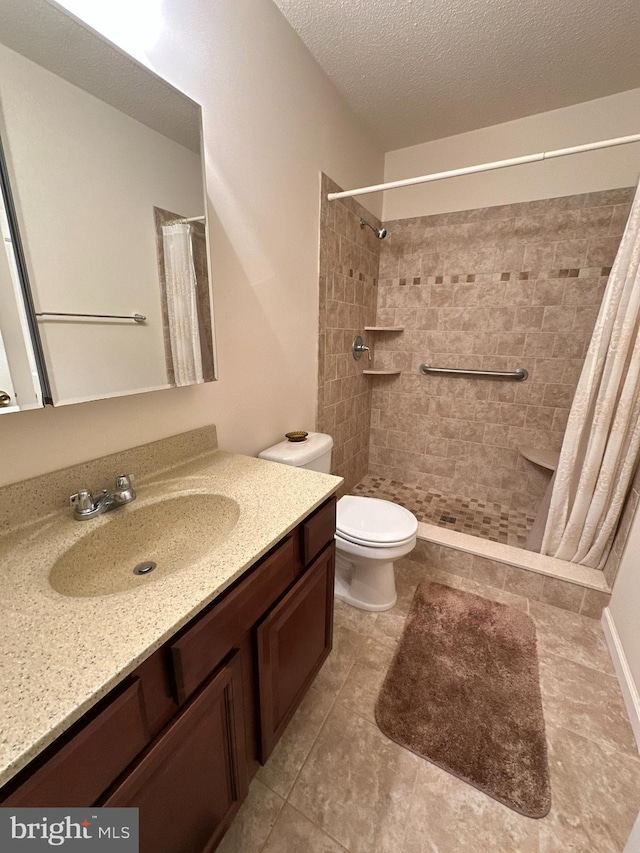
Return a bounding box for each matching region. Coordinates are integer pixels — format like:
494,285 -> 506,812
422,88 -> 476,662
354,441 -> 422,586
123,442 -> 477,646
541,181 -> 640,568
161,223 -> 204,387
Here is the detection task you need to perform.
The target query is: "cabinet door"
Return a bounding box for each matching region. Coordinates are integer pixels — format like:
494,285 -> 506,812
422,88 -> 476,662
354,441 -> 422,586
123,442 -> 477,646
103,651 -> 248,853
257,544 -> 334,760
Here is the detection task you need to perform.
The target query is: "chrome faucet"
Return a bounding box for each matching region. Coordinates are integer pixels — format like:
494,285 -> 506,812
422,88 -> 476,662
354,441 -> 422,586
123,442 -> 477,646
70,474 -> 136,520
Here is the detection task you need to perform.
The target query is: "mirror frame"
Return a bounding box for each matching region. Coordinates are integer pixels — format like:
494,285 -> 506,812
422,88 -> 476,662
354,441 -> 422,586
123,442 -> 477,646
0,0 -> 216,410
0,131 -> 51,404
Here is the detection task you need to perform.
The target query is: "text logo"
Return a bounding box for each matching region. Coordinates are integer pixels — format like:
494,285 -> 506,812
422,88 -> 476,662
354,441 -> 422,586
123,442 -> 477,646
0,809 -> 138,850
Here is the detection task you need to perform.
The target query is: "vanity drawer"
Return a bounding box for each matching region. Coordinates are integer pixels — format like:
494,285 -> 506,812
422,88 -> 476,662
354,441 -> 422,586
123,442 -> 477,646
1,679 -> 149,807
171,535 -> 296,704
301,497 -> 336,566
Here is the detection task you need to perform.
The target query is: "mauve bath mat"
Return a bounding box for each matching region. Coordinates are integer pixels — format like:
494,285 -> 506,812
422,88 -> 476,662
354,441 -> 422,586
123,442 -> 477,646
375,581 -> 551,818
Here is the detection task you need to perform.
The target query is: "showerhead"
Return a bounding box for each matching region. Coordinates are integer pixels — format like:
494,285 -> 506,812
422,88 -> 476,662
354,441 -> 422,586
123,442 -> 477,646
360,218 -> 387,239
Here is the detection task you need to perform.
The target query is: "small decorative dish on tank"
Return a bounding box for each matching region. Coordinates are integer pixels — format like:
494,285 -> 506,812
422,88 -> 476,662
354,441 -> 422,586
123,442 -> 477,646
285,431 -> 309,443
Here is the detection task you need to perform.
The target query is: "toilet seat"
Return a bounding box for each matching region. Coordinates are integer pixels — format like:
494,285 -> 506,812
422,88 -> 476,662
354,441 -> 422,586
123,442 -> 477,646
336,495 -> 418,546
335,529 -> 417,549
334,531 -> 417,562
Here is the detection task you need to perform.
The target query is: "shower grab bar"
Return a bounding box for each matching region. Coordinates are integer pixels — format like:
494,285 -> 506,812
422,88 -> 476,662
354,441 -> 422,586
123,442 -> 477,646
420,364 -> 528,381
36,311 -> 146,323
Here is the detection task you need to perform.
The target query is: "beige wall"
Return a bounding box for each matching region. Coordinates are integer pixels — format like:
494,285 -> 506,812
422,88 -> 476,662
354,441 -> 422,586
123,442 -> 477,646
0,0 -> 384,486
604,465 -> 640,588
383,89 -> 640,221
623,811 -> 640,853
609,496 -> 640,697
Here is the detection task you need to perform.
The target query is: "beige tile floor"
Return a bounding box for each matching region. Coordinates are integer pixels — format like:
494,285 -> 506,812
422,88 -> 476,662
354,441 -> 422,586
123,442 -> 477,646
218,554 -> 640,853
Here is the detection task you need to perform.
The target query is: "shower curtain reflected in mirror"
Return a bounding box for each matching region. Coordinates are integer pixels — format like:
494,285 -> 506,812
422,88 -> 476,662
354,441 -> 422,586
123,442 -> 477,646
155,207 -> 214,388
161,222 -> 204,386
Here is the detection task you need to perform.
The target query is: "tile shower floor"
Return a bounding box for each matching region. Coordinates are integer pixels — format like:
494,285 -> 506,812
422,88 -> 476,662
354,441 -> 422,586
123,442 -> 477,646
218,555 -> 640,853
353,474 -> 536,549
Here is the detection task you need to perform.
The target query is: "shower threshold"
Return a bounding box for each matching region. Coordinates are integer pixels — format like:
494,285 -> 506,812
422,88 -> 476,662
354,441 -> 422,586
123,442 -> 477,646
418,521 -> 609,594
352,475 -> 609,597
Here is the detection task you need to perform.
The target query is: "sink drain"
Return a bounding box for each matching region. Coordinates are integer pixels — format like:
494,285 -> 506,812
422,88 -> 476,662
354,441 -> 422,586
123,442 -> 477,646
133,561 -> 157,576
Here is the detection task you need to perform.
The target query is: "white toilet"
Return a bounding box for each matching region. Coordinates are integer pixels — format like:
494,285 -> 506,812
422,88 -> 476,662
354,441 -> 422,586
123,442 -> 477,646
259,432 -> 418,611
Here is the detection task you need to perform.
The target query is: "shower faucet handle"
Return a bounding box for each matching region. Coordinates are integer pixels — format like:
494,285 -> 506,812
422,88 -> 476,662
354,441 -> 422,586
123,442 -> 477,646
352,335 -> 372,361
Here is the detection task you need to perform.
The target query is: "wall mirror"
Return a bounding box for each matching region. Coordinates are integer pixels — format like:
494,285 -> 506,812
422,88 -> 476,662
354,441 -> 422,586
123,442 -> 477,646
0,0 -> 215,412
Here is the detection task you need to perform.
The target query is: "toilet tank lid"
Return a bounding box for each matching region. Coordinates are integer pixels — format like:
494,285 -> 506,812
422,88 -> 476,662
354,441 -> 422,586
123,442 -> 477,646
258,432 -> 333,467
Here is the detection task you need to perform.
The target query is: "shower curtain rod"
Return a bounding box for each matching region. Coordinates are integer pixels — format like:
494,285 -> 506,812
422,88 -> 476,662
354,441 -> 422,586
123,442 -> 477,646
166,215 -> 206,224
326,133 -> 640,201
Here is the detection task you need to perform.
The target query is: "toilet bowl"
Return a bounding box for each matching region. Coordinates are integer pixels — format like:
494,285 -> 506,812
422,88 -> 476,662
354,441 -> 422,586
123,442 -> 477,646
334,495 -> 418,611
258,432 -> 418,612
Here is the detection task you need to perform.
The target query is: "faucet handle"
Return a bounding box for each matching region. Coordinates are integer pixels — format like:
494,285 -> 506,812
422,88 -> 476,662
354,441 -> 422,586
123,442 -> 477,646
114,473 -> 136,503
352,335 -> 372,362
70,488 -> 94,510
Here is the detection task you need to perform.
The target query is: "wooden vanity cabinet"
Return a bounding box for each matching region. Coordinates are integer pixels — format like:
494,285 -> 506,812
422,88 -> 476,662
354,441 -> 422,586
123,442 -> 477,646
257,544 -> 334,759
0,496 -> 336,853
0,678 -> 151,808
169,533 -> 298,705
102,651 -> 249,853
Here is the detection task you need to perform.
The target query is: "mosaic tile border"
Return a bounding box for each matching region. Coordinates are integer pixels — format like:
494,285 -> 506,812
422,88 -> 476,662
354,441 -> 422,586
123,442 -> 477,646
353,474 -> 535,549
385,266 -> 612,288
337,263 -> 378,286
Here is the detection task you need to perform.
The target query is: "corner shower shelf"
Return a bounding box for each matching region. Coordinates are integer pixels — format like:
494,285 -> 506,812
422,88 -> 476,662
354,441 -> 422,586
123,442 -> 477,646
362,369 -> 401,376
518,446 -> 560,472
364,326 -> 404,332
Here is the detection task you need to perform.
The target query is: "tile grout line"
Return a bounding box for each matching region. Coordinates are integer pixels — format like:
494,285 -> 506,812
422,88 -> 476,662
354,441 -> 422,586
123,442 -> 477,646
275,647 -> 361,800
272,621 -> 392,849
547,721 -> 640,767
540,647 -> 626,680
253,784 -> 287,853
538,659 -> 640,762
262,800 -> 351,853
274,687 -> 346,843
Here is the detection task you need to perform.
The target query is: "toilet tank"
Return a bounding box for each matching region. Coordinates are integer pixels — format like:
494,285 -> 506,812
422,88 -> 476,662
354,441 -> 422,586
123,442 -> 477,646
258,432 -> 333,473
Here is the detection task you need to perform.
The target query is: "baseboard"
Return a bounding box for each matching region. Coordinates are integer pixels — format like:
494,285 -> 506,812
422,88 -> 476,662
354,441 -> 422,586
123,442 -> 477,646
602,607 -> 640,751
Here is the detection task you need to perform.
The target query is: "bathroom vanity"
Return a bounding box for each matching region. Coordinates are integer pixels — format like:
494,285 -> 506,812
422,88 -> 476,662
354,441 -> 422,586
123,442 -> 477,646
0,427 -> 341,852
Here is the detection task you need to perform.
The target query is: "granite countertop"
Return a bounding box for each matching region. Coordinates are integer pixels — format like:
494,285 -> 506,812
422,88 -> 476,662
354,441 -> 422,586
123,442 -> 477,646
0,441 -> 342,787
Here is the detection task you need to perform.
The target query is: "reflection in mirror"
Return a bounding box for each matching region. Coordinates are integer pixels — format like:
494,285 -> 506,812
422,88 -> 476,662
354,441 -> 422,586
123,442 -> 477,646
154,210 -> 215,386
0,150 -> 44,414
0,0 -> 215,407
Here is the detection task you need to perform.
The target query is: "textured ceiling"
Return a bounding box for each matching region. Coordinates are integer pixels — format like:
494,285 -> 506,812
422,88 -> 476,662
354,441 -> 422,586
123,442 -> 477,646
272,0 -> 640,150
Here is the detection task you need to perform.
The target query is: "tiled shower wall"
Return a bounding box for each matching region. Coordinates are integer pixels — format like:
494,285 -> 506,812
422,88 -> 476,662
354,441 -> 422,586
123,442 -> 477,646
317,175 -> 381,492
371,187 -> 633,516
